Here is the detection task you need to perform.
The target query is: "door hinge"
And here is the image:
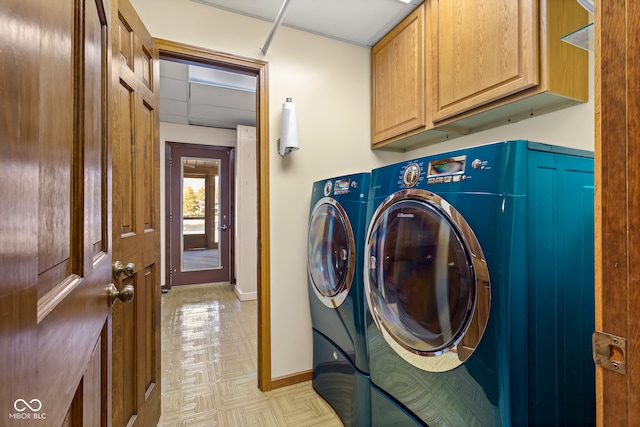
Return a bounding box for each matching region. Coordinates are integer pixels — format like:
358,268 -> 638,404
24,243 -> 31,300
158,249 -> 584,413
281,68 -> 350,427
592,331 -> 626,374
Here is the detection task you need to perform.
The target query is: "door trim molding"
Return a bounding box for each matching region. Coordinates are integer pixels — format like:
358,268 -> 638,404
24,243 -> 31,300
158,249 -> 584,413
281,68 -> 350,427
155,38 -> 272,391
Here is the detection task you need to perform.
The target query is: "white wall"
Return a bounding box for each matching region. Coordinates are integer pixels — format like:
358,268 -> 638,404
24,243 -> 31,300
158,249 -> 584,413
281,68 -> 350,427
136,0 -> 594,380
235,126 -> 258,301
406,90 -> 594,158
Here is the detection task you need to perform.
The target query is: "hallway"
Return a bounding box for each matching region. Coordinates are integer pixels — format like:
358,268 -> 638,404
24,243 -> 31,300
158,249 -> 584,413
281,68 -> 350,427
158,283 -> 343,426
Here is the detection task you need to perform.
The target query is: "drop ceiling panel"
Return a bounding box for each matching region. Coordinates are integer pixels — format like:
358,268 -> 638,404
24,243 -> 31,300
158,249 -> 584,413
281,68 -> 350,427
160,76 -> 188,101
160,98 -> 188,117
189,65 -> 256,91
159,59 -> 257,130
189,82 -> 256,111
188,116 -> 253,129
160,113 -> 190,125
189,104 -> 256,127
160,60 -> 188,80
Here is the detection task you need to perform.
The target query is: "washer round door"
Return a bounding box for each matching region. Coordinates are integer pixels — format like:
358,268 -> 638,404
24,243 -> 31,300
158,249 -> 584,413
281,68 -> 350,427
365,189 -> 490,372
308,197 -> 356,308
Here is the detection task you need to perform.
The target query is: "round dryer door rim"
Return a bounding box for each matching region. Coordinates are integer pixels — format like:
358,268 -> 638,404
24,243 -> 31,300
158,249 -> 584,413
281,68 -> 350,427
363,188 -> 491,372
307,196 -> 356,308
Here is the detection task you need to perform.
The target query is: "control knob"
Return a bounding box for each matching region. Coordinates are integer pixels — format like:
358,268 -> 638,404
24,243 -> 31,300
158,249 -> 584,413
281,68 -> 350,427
403,163 -> 421,188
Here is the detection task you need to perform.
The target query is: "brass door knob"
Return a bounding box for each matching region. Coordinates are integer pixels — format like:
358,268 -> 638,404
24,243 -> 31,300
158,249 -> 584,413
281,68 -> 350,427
113,261 -> 135,279
108,283 -> 135,306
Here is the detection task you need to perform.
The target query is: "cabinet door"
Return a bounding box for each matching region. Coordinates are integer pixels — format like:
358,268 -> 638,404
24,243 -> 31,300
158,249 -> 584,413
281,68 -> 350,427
432,0 -> 538,121
371,3 -> 425,145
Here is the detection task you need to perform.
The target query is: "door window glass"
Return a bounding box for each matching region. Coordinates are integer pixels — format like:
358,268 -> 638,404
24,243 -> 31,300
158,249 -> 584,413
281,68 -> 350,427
308,203 -> 350,297
368,199 -> 473,353
181,157 -> 221,272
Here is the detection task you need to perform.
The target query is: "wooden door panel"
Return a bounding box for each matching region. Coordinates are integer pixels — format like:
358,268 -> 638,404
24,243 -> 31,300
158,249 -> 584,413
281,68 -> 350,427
36,0 -> 112,422
3,0 -> 112,424
37,0 -> 73,297
114,81 -> 136,235
138,265 -> 157,397
140,100 -> 156,230
112,275 -> 137,425
111,0 -> 161,426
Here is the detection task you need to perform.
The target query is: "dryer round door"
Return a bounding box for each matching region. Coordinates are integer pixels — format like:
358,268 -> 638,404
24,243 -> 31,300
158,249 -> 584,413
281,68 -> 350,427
308,197 -> 356,308
364,189 -> 490,372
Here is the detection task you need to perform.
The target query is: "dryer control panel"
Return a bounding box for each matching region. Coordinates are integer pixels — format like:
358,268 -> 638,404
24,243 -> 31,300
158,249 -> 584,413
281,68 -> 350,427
316,173 -> 370,202
323,178 -> 355,196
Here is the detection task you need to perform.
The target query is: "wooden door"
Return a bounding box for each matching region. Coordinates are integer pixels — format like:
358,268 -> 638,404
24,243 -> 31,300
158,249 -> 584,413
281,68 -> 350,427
111,0 -> 161,425
1,0 -> 112,425
432,0 -> 538,121
595,1 -> 640,425
371,2 -> 426,145
167,143 -> 233,287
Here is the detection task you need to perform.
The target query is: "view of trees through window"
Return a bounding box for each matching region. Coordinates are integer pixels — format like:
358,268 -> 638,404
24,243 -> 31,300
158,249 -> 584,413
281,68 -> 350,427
183,183 -> 205,217
183,177 -> 206,235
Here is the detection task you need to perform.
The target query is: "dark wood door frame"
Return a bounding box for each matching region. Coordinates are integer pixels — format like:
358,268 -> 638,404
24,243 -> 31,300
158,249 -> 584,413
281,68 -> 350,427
165,141 -> 236,288
595,1 -> 640,425
156,39 -> 272,391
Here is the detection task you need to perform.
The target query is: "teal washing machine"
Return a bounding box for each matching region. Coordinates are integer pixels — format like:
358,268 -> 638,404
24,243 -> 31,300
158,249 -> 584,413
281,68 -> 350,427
308,172 -> 371,427
364,140 -> 595,426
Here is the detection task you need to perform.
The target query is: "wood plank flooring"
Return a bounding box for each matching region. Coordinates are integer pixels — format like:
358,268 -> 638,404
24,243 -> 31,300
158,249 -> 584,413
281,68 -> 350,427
159,283 -> 343,426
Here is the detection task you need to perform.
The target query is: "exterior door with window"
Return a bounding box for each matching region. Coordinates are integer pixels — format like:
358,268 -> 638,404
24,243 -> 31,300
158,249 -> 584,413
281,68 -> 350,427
168,143 -> 233,286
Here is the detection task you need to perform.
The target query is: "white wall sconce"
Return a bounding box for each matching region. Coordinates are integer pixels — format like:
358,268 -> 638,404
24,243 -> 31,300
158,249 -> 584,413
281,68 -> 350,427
278,98 -> 299,156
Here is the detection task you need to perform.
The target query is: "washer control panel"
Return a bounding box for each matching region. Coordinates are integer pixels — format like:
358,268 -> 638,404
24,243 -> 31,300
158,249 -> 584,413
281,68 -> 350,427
398,154 -> 492,188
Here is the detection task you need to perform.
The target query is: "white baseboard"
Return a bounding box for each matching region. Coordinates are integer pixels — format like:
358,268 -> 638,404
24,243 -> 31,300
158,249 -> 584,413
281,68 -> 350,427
234,286 -> 257,301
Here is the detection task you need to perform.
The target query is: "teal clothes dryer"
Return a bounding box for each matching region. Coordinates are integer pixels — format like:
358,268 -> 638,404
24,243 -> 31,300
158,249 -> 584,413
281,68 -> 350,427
308,173 -> 371,427
364,141 -> 595,426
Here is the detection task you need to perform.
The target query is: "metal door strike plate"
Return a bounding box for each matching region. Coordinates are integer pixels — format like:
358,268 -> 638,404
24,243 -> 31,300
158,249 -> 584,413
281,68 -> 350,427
592,331 -> 626,375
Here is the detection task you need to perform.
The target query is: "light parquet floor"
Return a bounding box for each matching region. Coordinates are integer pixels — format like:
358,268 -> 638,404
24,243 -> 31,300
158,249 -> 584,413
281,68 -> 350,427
159,282 -> 343,427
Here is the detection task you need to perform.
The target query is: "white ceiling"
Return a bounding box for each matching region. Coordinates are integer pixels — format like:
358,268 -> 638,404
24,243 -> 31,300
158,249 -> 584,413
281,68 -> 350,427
192,0 -> 423,47
160,0 -> 421,130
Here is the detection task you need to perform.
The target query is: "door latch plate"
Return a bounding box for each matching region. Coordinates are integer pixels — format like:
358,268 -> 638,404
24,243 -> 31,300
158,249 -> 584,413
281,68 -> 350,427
592,331 -> 626,375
